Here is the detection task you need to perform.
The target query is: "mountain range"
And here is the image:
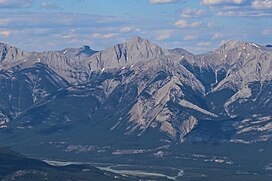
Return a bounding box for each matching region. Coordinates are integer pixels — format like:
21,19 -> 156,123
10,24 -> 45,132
0,37 -> 271,154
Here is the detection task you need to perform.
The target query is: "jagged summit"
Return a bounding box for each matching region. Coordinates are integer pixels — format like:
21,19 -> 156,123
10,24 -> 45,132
76,45 -> 97,56
60,45 -> 96,57
188,39 -> 269,69
82,45 -> 91,50
124,36 -> 163,52
218,40 -> 265,52
126,36 -> 148,43
0,42 -> 16,47
0,42 -> 29,64
78,45 -> 96,54
0,42 -> 9,47
0,42 -> 19,54
86,36 -> 166,71
168,48 -> 193,56
221,40 -> 246,46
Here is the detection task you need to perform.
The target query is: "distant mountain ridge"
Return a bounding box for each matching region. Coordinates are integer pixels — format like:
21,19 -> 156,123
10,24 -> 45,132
0,147 -> 132,181
0,37 -> 271,154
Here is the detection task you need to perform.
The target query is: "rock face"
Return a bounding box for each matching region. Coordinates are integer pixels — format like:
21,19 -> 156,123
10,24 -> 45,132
0,37 -> 271,148
86,36 -> 166,71
0,43 -> 29,64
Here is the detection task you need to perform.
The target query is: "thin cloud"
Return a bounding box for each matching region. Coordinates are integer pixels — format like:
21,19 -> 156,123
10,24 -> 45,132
149,0 -> 179,4
40,2 -> 60,10
120,26 -> 135,33
90,33 -> 115,39
202,0 -> 272,17
0,30 -> 11,37
251,0 -> 272,9
0,12 -> 130,29
0,12 -> 133,51
183,35 -> 198,40
0,0 -> 32,8
197,41 -> 211,46
218,10 -> 272,16
0,19 -> 10,26
262,28 -> 272,35
180,8 -> 205,18
156,30 -> 173,40
212,33 -> 224,39
201,0 -> 247,5
175,20 -> 202,28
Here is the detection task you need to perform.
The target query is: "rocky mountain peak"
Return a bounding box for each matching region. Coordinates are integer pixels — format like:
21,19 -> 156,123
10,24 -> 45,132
192,40 -> 268,70
78,45 -> 96,55
123,36 -> 164,55
82,45 -> 91,50
0,43 -> 27,64
168,48 -> 193,56
220,40 -> 246,49
219,40 -> 265,52
86,36 -> 166,71
127,36 -> 148,44
124,36 -> 158,48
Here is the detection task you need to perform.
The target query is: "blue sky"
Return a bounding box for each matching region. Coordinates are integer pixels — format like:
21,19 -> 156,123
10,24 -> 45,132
0,0 -> 271,53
